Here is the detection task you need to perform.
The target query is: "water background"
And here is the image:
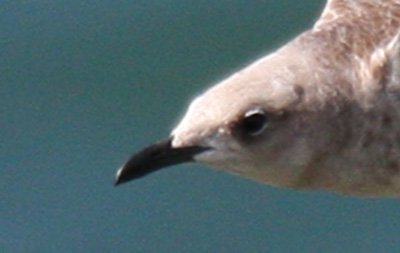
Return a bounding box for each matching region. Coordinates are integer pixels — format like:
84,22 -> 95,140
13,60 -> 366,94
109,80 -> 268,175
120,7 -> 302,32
2,0 -> 400,252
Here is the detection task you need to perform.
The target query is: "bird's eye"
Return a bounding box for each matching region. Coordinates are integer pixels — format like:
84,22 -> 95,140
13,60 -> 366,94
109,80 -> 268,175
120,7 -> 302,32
238,109 -> 269,136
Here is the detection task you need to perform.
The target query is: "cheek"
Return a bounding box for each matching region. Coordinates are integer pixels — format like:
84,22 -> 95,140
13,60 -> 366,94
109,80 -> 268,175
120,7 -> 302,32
277,137 -> 316,167
256,126 -> 317,168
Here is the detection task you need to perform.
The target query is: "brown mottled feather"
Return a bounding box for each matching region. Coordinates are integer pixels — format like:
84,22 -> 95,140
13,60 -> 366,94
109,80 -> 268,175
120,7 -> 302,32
118,0 -> 400,196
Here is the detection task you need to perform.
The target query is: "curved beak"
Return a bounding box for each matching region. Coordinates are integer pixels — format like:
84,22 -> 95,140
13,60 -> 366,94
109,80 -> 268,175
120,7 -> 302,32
115,137 -> 209,186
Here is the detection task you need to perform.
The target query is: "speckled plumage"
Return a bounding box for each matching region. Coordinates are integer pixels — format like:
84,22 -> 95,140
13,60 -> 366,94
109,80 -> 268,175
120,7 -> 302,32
117,0 -> 400,196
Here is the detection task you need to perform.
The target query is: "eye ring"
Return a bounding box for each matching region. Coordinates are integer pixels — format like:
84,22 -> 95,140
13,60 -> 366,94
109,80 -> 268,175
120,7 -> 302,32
239,108 -> 269,136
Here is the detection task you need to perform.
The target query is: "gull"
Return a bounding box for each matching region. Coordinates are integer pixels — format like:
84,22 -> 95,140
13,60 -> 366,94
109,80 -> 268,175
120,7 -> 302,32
115,0 -> 400,197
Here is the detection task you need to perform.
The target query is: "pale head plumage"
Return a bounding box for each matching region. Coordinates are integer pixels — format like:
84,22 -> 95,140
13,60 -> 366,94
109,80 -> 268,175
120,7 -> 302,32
117,0 -> 400,196
171,0 -> 400,196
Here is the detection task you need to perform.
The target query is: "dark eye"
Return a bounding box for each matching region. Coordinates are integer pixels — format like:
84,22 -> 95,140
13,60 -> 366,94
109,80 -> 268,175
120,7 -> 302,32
237,109 -> 269,136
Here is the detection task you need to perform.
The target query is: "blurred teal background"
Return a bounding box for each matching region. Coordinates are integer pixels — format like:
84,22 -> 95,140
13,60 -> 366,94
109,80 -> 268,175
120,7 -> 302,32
2,0 -> 400,252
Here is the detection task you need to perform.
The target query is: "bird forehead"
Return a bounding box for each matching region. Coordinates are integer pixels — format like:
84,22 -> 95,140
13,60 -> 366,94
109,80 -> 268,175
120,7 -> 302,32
172,51 -> 307,140
196,79 -> 299,116
175,82 -> 298,136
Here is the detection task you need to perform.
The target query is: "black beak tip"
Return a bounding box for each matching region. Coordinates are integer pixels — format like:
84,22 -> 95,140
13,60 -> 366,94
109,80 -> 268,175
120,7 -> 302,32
113,137 -> 210,187
114,166 -> 125,186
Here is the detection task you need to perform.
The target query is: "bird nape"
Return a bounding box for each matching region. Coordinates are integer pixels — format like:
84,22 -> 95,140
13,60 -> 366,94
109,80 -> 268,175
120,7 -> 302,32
115,0 -> 400,197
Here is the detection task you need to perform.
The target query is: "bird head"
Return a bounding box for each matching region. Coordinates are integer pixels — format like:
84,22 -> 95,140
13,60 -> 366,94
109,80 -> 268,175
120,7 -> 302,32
115,45 -> 346,188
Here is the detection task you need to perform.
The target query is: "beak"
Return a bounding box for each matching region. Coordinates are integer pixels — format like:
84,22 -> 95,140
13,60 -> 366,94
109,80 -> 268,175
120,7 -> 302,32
115,137 -> 209,186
